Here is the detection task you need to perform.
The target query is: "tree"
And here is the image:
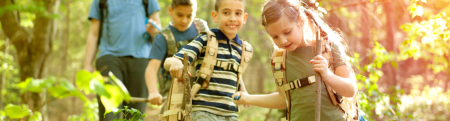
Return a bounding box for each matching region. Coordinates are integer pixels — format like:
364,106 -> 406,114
0,0 -> 59,111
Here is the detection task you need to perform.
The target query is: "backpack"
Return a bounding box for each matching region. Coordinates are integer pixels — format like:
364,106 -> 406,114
97,0 -> 150,45
157,19 -> 209,97
160,31 -> 253,121
271,36 -> 359,121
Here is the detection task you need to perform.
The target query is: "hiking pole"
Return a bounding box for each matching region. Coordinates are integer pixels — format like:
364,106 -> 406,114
130,97 -> 167,103
181,52 -> 192,121
315,27 -> 322,121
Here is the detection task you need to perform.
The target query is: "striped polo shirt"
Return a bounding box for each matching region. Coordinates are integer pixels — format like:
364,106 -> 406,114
174,28 -> 247,117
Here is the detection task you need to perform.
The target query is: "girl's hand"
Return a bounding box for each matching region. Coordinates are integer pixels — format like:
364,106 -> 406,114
311,55 -> 332,81
168,59 -> 183,79
232,92 -> 250,108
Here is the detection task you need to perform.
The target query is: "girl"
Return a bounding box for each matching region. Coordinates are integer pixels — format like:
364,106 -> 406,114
232,0 -> 359,120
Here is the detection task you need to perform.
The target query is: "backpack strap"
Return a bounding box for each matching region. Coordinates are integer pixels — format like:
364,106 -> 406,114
271,49 -> 290,120
193,18 -> 209,34
160,26 -> 177,57
142,0 -> 149,17
195,31 -> 218,88
320,36 -> 359,120
236,40 -> 253,92
97,0 -> 108,47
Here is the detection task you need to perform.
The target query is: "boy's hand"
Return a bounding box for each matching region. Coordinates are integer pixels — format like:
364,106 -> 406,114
169,58 -> 184,79
149,92 -> 162,105
232,92 -> 250,108
311,55 -> 332,81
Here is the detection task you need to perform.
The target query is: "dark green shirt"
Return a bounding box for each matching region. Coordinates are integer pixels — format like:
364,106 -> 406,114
285,40 -> 346,121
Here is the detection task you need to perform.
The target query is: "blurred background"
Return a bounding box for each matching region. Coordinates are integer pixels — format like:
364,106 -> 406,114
0,0 -> 449,120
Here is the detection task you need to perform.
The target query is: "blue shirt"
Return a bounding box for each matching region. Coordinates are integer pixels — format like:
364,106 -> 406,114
174,28 -> 246,117
88,0 -> 160,59
150,23 -> 200,81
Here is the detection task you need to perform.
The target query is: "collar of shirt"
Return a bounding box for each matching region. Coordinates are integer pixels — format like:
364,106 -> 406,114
211,28 -> 242,46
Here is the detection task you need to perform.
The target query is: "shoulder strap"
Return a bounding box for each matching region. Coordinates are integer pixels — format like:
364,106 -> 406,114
160,27 -> 177,57
142,0 -> 149,17
271,49 -> 290,120
97,0 -> 108,47
193,19 -> 209,34
195,31 -> 218,88
236,40 -> 253,92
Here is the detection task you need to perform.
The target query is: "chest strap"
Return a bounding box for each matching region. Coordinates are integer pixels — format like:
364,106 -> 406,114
280,76 -> 316,91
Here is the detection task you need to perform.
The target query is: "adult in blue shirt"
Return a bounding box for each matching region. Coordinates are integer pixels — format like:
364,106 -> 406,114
83,0 -> 161,120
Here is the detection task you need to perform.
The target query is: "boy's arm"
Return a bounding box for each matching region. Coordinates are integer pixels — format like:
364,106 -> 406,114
145,59 -> 163,105
83,19 -> 100,73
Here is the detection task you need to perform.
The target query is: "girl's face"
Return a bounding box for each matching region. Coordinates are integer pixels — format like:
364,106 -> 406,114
265,16 -> 304,51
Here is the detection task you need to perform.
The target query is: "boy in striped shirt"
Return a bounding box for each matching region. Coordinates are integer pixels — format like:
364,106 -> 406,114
164,0 -> 250,120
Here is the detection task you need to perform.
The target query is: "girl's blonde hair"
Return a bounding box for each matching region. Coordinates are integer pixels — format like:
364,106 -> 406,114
261,0 -> 351,66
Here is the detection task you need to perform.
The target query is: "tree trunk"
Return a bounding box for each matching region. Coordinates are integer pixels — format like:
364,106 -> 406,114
444,54 -> 450,92
0,0 -> 59,111
383,0 -> 397,88
359,3 -> 371,67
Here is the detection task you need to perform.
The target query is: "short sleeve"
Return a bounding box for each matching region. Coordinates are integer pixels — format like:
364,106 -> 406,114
88,0 -> 101,20
149,34 -> 168,61
174,34 -> 207,64
331,40 -> 347,68
147,0 -> 161,17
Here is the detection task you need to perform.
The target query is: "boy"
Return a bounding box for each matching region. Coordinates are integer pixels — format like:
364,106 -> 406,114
164,0 -> 251,120
145,0 -> 208,106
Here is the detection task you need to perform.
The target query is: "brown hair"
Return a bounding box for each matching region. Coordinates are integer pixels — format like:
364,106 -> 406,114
262,0 -> 351,65
172,0 -> 197,8
215,0 -> 246,11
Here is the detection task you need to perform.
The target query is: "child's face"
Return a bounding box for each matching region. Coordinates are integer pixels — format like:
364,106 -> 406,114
212,0 -> 247,39
265,16 -> 304,51
169,5 -> 197,32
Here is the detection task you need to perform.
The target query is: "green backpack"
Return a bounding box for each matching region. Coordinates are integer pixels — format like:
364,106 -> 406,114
158,19 -> 209,96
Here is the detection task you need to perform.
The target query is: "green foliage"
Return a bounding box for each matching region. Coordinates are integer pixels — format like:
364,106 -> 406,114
4,104 -> 31,119
110,106 -> 146,121
400,11 -> 450,73
351,42 -> 407,120
0,70 -> 134,120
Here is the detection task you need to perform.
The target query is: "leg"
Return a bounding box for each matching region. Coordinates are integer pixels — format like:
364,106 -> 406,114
122,57 -> 149,119
96,55 -> 125,121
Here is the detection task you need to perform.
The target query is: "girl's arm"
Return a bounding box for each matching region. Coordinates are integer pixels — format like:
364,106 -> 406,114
323,64 -> 357,97
233,85 -> 286,109
312,55 -> 357,97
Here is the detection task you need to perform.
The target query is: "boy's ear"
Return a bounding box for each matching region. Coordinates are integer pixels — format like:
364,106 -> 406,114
243,13 -> 248,24
212,11 -> 218,23
168,6 -> 173,15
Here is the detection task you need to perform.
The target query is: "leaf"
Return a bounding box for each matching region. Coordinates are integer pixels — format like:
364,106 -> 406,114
27,112 -> 42,121
76,70 -> 92,94
391,61 -> 398,69
60,79 -> 76,92
19,78 -> 46,94
48,86 -> 71,98
17,78 -> 32,89
90,79 -> 111,98
109,72 -> 131,101
92,71 -> 105,83
100,85 -> 124,113
5,104 -> 31,119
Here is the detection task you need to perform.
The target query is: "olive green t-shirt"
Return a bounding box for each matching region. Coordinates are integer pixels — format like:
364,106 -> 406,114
285,41 -> 346,121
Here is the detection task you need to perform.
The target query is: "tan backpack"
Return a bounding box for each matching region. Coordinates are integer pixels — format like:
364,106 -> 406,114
160,30 -> 253,121
271,37 -> 359,121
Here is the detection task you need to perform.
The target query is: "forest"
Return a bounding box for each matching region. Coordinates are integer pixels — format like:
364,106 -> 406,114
0,0 -> 449,120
